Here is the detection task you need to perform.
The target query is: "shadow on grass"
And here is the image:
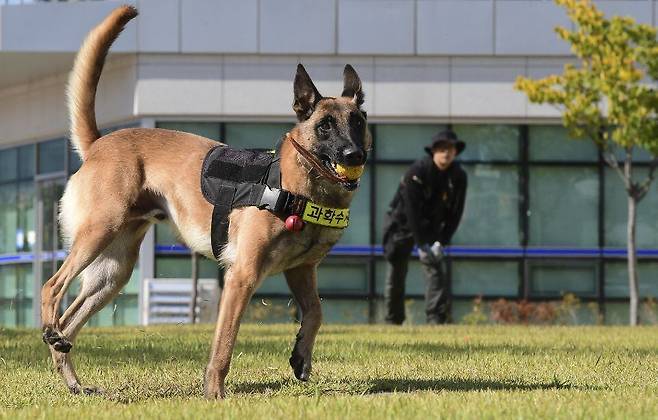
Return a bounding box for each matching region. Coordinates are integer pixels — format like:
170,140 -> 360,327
227,376 -> 593,397
365,377 -> 588,393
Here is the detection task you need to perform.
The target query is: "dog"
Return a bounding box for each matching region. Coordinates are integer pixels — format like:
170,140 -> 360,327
40,6 -> 371,399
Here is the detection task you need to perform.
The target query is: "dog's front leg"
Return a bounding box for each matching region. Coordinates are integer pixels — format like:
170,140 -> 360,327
204,265 -> 258,399
285,264 -> 322,381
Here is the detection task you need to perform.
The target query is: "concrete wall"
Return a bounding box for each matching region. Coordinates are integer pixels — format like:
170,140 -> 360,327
1,51 -> 570,147
0,0 -> 654,145
135,54 -> 568,120
1,0 -> 655,55
0,55 -> 137,146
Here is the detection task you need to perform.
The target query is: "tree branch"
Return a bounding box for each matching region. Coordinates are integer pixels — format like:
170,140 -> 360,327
637,156 -> 658,202
597,137 -> 628,188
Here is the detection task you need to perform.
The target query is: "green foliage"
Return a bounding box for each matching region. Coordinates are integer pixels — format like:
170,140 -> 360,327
461,296 -> 489,325
2,324 -> 658,419
515,0 -> 658,155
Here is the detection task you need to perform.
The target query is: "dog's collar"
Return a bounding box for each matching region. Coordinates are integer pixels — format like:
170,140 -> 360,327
255,185 -> 349,229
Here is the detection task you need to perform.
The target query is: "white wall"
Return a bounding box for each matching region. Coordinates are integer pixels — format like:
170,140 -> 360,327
0,55 -> 137,146
134,54 -> 570,120
2,0 -> 655,55
0,0 -> 655,146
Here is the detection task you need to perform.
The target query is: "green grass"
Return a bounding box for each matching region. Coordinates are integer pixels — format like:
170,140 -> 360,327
1,324 -> 657,419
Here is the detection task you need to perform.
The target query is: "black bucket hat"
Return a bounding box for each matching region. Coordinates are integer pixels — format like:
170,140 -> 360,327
424,130 -> 466,156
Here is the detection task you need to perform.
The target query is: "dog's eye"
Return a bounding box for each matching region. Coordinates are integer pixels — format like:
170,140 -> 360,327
319,120 -> 331,131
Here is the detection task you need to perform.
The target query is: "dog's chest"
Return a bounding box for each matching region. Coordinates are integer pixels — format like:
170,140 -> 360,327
268,225 -> 343,273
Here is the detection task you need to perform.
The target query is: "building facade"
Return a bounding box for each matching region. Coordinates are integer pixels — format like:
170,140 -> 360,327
1,0 -> 657,326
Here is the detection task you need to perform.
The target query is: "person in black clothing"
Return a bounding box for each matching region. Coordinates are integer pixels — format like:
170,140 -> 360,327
382,130 -> 467,325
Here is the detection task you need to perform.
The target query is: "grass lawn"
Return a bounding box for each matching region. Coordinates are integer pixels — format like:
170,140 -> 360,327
1,324 -> 657,419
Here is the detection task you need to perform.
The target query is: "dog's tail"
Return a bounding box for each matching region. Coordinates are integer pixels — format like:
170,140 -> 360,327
67,6 -> 138,161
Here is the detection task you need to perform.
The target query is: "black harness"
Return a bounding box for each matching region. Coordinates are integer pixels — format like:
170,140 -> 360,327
200,144 -> 307,258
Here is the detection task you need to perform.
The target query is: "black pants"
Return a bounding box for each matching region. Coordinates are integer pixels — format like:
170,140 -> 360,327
384,236 -> 450,325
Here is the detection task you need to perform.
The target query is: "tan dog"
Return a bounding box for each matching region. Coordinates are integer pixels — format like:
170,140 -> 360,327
40,6 -> 371,399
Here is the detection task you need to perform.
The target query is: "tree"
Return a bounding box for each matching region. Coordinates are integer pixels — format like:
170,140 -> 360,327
515,0 -> 658,325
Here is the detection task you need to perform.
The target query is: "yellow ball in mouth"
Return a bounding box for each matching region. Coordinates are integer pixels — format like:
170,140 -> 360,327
334,163 -> 364,181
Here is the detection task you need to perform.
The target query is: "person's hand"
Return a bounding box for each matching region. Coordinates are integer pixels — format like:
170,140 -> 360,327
430,241 -> 444,260
418,241 -> 443,265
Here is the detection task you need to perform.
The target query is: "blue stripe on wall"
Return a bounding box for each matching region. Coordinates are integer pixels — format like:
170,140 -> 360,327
152,245 -> 658,258
3,246 -> 657,263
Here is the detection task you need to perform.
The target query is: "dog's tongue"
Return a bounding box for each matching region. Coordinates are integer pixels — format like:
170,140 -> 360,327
334,164 -> 364,181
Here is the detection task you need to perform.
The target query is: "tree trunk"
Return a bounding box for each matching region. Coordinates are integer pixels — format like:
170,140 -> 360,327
627,194 -> 639,326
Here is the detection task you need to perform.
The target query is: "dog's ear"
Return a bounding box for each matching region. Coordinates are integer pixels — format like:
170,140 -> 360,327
341,64 -> 364,108
293,64 -> 322,121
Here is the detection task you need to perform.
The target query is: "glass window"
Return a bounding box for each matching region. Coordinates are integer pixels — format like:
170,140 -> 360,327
155,256 -> 219,279
528,261 -> 598,298
604,302 -> 629,325
155,256 -> 191,278
0,264 -> 18,300
0,264 -> 33,327
453,125 -> 519,161
16,263 -> 33,299
255,273 -> 288,294
452,260 -> 519,297
88,305 -> 115,327
18,144 -> 35,179
529,166 -> 599,247
375,260 -> 426,296
604,168 -> 658,248
156,122 -> 222,142
122,265 -> 141,295
321,300 -> 369,324
243,298 -> 296,323
338,170 -> 370,245
374,124 -> 445,161
609,144 -> 655,163
38,181 -> 65,252
17,182 -> 35,253
113,294 -> 139,325
68,142 -> 83,174
452,164 -> 520,246
529,125 -> 598,162
374,164 -> 406,243
452,299 -> 485,324
604,262 -> 658,298
155,224 -> 181,246
38,139 -> 66,174
225,123 -> 294,150
0,184 -> 17,254
317,261 -> 368,293
0,148 -> 17,182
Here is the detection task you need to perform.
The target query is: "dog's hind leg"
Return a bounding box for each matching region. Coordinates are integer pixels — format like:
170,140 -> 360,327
49,222 -> 147,394
284,264 -> 322,382
41,223 -> 119,352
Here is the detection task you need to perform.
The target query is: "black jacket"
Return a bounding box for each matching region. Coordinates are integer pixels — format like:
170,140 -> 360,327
385,157 -> 467,246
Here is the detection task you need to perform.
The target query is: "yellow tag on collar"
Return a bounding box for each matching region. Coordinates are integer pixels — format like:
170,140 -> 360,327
301,201 -> 349,228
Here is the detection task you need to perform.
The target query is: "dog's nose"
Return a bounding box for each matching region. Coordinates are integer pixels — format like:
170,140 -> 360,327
342,147 -> 366,166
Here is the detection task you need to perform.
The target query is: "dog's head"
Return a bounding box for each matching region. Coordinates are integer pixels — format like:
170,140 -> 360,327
292,64 -> 372,191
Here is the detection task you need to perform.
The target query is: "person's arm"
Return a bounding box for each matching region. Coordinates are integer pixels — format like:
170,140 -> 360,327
439,169 -> 467,245
400,161 -> 433,245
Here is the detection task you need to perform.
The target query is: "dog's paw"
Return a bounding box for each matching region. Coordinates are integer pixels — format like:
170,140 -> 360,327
289,351 -> 311,382
53,338 -> 73,353
203,366 -> 226,399
42,327 -> 73,353
68,385 -> 104,396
